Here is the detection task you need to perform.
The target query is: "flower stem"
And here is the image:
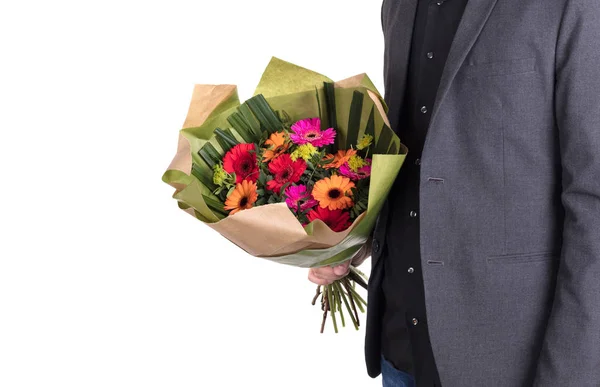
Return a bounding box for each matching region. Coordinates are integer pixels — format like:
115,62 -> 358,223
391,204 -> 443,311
320,288 -> 328,334
342,278 -> 361,326
327,284 -> 339,333
345,281 -> 367,313
347,267 -> 368,290
333,281 -> 345,328
311,285 -> 321,305
335,281 -> 359,330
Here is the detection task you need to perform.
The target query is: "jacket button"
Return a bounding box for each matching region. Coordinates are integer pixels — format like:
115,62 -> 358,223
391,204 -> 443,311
373,239 -> 381,254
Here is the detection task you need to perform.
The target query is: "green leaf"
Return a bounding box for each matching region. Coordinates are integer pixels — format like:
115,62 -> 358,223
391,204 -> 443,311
227,105 -> 261,142
226,186 -> 236,197
239,105 -> 262,138
279,182 -> 291,197
346,90 -> 364,149
324,82 -> 337,129
191,163 -> 217,192
224,128 -> 241,143
246,94 -> 283,134
227,112 -> 251,138
198,142 -> 222,170
323,82 -> 338,151
258,170 -> 267,186
214,128 -> 239,153
202,194 -> 228,217
322,155 -> 334,164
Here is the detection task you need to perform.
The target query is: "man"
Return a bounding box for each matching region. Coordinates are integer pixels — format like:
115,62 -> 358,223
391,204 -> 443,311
308,0 -> 600,385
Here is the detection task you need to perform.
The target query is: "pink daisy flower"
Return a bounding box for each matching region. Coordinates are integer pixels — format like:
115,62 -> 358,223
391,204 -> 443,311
340,159 -> 372,181
284,185 -> 319,212
289,118 -> 336,148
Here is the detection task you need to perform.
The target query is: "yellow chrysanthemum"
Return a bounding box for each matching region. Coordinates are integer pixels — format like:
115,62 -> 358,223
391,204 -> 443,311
356,134 -> 373,150
347,155 -> 367,172
213,164 -> 228,186
290,143 -> 318,161
312,175 -> 355,210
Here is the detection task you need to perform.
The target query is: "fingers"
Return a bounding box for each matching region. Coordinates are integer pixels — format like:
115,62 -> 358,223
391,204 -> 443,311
308,269 -> 332,285
307,260 -> 352,285
333,260 -> 351,276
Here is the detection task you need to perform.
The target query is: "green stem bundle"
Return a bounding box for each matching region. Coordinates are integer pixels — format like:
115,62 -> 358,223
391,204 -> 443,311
314,269 -> 368,333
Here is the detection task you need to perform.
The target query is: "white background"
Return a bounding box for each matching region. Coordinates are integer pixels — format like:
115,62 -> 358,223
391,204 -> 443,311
0,1 -> 385,386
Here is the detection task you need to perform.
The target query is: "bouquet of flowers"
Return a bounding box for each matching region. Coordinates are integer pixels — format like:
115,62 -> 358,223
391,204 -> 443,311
163,58 -> 407,332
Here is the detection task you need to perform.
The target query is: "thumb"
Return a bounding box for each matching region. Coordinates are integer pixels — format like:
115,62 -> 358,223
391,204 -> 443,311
333,260 -> 351,276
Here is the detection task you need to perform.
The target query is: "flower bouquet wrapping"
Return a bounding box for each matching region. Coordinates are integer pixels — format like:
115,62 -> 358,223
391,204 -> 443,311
163,58 -> 407,332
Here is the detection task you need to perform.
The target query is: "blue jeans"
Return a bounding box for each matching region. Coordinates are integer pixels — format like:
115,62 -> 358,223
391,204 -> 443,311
381,355 -> 416,387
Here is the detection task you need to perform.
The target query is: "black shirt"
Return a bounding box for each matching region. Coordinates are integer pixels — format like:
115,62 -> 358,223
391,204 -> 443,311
382,0 -> 468,385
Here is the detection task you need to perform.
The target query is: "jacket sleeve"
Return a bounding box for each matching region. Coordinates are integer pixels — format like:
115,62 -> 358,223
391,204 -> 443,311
533,1 -> 600,385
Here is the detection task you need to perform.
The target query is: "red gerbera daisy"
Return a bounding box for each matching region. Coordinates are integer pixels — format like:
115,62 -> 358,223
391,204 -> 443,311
306,207 -> 351,232
266,154 -> 306,193
223,143 -> 259,184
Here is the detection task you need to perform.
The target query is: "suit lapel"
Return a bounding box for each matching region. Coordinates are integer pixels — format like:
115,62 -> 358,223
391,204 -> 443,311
429,0 -> 499,126
383,0 -> 418,131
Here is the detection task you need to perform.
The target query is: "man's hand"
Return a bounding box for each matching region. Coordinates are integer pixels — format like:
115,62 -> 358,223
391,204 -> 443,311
307,239 -> 372,285
308,259 -> 352,286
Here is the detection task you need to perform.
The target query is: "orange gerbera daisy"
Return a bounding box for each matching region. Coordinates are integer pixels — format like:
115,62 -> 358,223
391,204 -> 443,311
224,180 -> 258,215
312,175 -> 355,210
262,131 -> 289,162
324,148 -> 357,169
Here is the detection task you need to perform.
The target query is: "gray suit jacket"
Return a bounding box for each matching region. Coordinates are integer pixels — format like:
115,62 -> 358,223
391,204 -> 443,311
366,0 -> 600,385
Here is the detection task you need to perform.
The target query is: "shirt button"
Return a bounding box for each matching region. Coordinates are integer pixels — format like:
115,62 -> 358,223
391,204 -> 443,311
373,239 -> 381,254
436,1 -> 443,5
408,267 -> 415,274
427,52 -> 434,59
412,318 -> 419,326
415,158 -> 421,166
410,211 -> 418,218
420,106 -> 428,114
